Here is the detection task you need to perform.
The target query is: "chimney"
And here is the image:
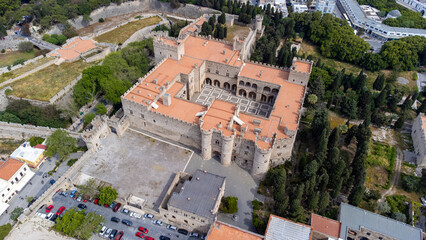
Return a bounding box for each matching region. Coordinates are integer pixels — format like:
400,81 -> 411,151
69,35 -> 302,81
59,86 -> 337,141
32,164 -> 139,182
259,70 -> 264,77
163,93 -> 171,106
153,79 -> 158,84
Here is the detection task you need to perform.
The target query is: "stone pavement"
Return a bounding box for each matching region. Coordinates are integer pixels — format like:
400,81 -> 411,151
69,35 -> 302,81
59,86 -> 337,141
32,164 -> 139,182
0,152 -> 83,225
194,85 -> 272,117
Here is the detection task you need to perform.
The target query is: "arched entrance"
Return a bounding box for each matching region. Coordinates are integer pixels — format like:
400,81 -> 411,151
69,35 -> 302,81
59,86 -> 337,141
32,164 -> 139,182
224,82 -> 230,90
214,80 -> 220,87
245,82 -> 251,88
231,84 -> 237,92
206,78 -> 212,85
239,89 -> 247,97
212,151 -> 221,162
261,94 -> 267,102
249,92 -> 256,100
268,95 -> 274,104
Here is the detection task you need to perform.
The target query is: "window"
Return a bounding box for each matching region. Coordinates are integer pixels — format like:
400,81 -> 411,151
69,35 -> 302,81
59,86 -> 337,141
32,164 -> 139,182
184,213 -> 188,217
215,140 -> 220,145
24,167 -> 26,171
191,216 -> 195,219
11,181 -> 14,185
277,146 -> 280,149
172,215 -> 176,218
207,68 -> 210,72
201,219 -> 205,223
153,119 -> 156,123
15,177 -> 18,182
184,220 -> 188,224
226,73 -> 229,77
278,153 -> 282,156
7,188 -> 10,191
20,172 -> 23,177
246,146 -> 249,149
129,110 -> 133,115
141,114 -> 144,118
174,210 -> 178,213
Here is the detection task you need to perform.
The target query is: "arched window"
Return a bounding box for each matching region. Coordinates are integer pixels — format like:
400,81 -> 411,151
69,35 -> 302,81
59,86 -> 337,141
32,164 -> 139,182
272,88 -> 279,94
205,78 -> 212,85
239,89 -> 247,97
249,92 -> 256,100
215,140 -> 220,145
264,86 -> 271,92
268,95 -> 274,103
239,81 -> 244,86
261,94 -> 267,102
214,80 -> 220,87
245,82 -> 251,88
224,82 -> 230,90
252,84 -> 258,89
231,84 -> 237,92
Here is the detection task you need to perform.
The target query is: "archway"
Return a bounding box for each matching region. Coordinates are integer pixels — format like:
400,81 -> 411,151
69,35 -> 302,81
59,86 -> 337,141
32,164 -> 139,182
206,78 -> 212,85
249,92 -> 256,100
261,94 -> 267,102
252,83 -> 258,90
272,88 -> 279,94
245,82 -> 251,88
214,80 -> 220,87
264,86 -> 271,92
239,81 -> 244,86
231,84 -> 237,92
268,95 -> 274,104
224,82 -> 230,90
239,89 -> 247,97
212,151 -> 221,162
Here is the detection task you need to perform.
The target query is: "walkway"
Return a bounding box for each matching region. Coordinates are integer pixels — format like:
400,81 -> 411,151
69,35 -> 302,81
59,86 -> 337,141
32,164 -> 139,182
380,148 -> 403,201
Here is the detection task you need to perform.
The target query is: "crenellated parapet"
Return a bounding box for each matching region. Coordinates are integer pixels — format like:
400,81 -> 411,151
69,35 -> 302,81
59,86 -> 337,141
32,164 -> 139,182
251,135 -> 273,178
81,115 -> 110,151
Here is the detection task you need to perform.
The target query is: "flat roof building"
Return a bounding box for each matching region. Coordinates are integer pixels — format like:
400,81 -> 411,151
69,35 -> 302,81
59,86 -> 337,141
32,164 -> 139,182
412,114 -> 426,167
338,202 -> 423,240
10,141 -> 46,168
265,214 -> 313,240
310,213 -> 341,240
207,221 -> 264,240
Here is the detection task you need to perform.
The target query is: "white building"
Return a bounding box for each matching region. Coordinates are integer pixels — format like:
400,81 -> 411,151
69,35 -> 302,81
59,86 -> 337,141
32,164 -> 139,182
10,141 -> 46,169
397,0 -> 426,17
0,158 -> 35,214
292,2 -> 309,12
412,114 -> 426,167
315,0 -> 336,14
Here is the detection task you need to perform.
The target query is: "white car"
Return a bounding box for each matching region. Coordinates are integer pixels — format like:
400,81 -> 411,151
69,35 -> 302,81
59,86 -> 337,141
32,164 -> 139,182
46,212 -> 54,219
166,224 -> 177,231
144,213 -> 154,219
76,196 -> 82,202
39,213 -> 47,219
189,232 -> 199,238
152,220 -> 163,226
99,226 -> 107,236
104,228 -> 112,237
130,212 -> 142,219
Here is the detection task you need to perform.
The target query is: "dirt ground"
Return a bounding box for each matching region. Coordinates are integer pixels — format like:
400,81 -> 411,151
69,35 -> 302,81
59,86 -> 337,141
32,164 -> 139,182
6,216 -> 72,240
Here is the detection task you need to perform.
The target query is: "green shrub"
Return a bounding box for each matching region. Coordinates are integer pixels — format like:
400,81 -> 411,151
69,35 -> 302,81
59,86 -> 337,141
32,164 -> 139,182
83,113 -> 96,125
4,89 -> 12,96
96,103 -> 107,115
98,18 -> 105,23
67,158 -> 78,166
219,196 -> 238,214
29,136 -> 44,147
1,49 -> 4,53
401,173 -> 420,192
10,207 -> 23,221
252,200 -> 264,211
12,59 -> 25,66
252,212 -> 268,234
0,223 -> 12,240
18,41 -> 33,52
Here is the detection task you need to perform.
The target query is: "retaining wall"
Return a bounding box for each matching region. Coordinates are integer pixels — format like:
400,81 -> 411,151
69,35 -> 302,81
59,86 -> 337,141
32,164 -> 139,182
0,121 -> 80,139
0,55 -> 48,75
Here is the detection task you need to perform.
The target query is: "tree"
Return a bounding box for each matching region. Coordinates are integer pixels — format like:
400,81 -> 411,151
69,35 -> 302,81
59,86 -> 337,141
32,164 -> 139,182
220,196 -> 238,214
78,179 -> 98,199
307,94 -> 318,105
318,192 -> 330,213
83,113 -> 96,126
218,12 -> 226,24
18,42 -> 33,52
45,129 -> 77,162
55,208 -> 105,240
170,0 -> 181,8
0,224 -> 13,240
348,185 -> 364,206
373,73 -> 385,91
392,212 -> 407,223
96,103 -> 107,115
311,107 -> 329,138
98,186 -> 118,206
307,192 -> 319,211
376,201 -> 391,214
308,77 -> 325,99
394,115 -> 405,129
354,70 -> 366,92
10,207 -> 23,221
303,160 -> 318,179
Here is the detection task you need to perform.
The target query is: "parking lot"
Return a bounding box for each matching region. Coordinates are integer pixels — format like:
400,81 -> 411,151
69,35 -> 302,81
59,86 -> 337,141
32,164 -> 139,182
38,192 -> 199,240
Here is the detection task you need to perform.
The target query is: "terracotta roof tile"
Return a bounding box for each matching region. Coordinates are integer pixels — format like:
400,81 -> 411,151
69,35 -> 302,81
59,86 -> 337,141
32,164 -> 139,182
55,38 -> 96,60
310,213 -> 341,239
207,221 -> 263,240
0,158 -> 24,181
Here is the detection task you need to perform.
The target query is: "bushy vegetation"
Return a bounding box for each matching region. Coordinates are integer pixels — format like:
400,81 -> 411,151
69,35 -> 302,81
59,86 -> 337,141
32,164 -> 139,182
98,186 -> 118,206
83,113 -> 96,126
386,195 -> 409,223
17,42 -> 33,52
357,0 -> 426,29
73,39 -> 153,107
95,103 -> 107,115
220,196 -> 238,214
67,158 -> 78,166
28,136 -> 44,147
45,129 -> 77,162
0,224 -> 12,240
55,208 -> 105,240
200,13 -> 228,39
9,207 -> 23,221
42,34 -> 67,45
0,100 -> 70,128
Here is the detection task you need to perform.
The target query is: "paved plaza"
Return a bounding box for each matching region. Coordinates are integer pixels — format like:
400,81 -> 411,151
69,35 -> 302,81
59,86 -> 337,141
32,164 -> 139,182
79,129 -> 193,210
194,85 -> 272,117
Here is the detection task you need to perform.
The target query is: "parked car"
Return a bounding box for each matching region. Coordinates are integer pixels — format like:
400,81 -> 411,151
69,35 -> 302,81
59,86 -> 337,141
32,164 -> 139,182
83,196 -> 88,202
56,206 -> 65,216
46,205 -> 54,213
99,226 -> 107,235
77,196 -> 82,202
152,220 -> 163,226
138,227 -> 148,234
60,191 -> 68,197
121,208 -> 129,214
50,214 -> 58,222
111,217 -> 120,223
114,231 -> 124,240
73,192 -> 79,200
69,190 -> 76,198
109,201 -> 116,209
77,204 -> 87,209
420,197 -> 426,205
46,212 -> 54,219
136,232 -> 145,238
189,232 -> 199,238
94,199 -> 99,205
130,212 -> 142,219
160,236 -> 170,240
178,229 -> 188,235
144,236 -> 154,240
166,225 -> 177,231
144,213 -> 154,219
104,228 -> 112,237
109,229 -> 117,239
200,235 -> 206,240
104,204 -> 110,208
113,203 -> 121,212
49,179 -> 55,185
122,219 -> 133,226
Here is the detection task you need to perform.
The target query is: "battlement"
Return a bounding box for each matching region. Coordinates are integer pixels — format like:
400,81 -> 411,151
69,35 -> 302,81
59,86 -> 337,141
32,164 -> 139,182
245,60 -> 290,72
290,57 -> 314,75
255,135 -> 274,152
81,115 -> 108,141
192,34 -> 233,47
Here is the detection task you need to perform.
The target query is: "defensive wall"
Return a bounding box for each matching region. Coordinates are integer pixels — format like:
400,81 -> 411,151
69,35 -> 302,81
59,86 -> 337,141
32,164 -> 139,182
0,121 -> 80,140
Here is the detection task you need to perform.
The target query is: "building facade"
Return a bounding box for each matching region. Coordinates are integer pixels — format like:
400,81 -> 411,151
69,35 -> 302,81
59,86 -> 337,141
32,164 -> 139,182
411,114 -> 426,167
159,170 -> 225,232
315,0 -> 336,14
121,16 -> 312,179
0,158 -> 34,204
10,141 -> 46,168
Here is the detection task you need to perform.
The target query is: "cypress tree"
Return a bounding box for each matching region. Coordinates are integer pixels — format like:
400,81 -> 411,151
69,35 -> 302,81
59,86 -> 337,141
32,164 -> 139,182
373,72 -> 385,91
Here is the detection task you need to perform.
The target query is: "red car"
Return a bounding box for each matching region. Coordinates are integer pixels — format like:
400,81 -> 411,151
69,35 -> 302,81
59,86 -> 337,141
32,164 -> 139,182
145,236 -> 154,240
46,205 -> 54,213
103,204 -> 109,208
138,227 -> 148,234
94,199 -> 99,205
56,206 -> 65,216
114,231 -> 124,240
136,232 -> 145,238
113,203 -> 121,212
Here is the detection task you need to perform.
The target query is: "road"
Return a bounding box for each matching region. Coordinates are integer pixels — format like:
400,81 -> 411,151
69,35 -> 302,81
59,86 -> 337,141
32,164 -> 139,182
0,152 -> 82,225
380,148 -> 403,202
40,193 -> 199,240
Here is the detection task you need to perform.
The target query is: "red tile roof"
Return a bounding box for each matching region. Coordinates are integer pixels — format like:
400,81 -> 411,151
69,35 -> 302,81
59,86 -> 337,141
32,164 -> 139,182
310,213 -> 341,239
0,158 -> 24,181
34,144 -> 46,150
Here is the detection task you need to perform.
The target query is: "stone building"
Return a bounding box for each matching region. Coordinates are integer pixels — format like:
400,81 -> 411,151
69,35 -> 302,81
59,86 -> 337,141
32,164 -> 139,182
121,16 -> 312,179
411,114 -> 426,167
159,170 -> 225,232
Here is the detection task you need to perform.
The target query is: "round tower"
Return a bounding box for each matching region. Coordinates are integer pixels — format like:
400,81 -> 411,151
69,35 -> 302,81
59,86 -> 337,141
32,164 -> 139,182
255,14 -> 263,33
201,129 -> 213,160
220,132 -> 235,166
251,141 -> 272,178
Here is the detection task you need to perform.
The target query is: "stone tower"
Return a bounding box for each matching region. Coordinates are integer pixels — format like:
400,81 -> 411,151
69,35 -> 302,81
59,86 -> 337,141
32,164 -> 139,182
255,14 -> 263,33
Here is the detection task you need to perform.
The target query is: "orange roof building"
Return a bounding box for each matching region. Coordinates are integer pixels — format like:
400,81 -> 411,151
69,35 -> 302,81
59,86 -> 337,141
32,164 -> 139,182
207,221 -> 264,240
48,37 -> 96,61
310,213 -> 341,239
122,29 -> 312,178
0,158 -> 34,207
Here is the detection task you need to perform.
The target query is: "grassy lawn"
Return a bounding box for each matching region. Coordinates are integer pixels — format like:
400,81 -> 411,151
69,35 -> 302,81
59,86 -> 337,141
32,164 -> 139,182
0,50 -> 36,67
9,60 -> 97,101
300,41 -> 417,91
225,24 -> 251,42
0,57 -> 53,84
365,142 -> 396,190
94,16 -> 161,44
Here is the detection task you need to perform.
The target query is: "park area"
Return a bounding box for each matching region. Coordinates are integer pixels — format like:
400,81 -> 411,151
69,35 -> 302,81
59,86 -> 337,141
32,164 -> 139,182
8,60 -> 97,101
0,57 -> 53,84
94,16 -> 161,44
0,50 -> 36,67
365,142 -> 396,191
225,24 -> 250,42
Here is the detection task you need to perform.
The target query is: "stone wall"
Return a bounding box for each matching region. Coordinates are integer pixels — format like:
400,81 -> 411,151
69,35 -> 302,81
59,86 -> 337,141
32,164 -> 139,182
0,55 -> 49,75
0,121 -> 80,139
121,18 -> 168,47
85,48 -> 111,63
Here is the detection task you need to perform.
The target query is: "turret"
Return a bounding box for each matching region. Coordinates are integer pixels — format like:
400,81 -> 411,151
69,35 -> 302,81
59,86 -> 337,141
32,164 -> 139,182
255,15 -> 263,33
